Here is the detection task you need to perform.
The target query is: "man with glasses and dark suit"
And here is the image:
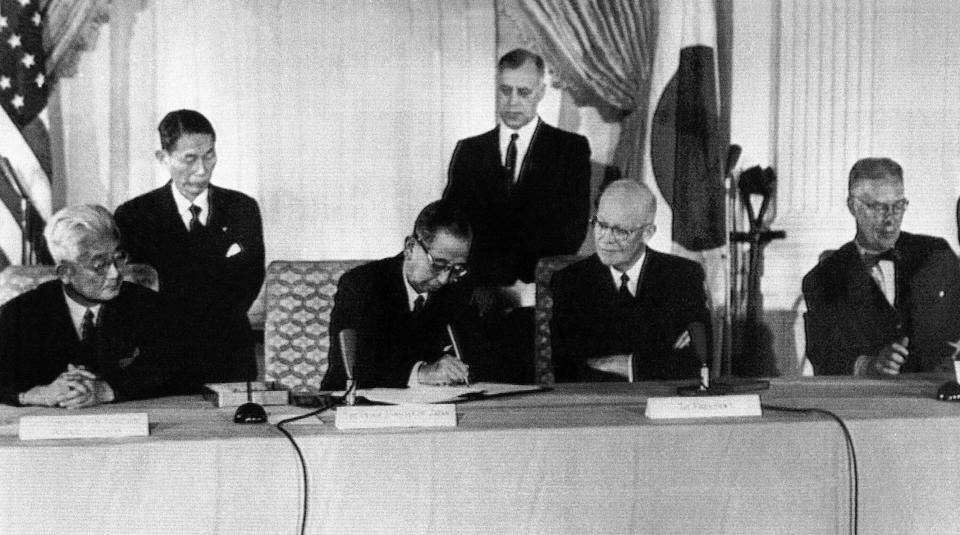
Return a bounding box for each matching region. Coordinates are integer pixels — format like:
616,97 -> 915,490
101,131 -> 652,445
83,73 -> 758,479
550,180 -> 711,382
803,157 -> 960,376
0,205 -> 181,407
321,200 -> 509,390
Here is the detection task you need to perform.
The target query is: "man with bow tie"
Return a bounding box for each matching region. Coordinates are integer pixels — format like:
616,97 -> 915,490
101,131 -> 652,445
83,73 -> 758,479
803,157 -> 960,376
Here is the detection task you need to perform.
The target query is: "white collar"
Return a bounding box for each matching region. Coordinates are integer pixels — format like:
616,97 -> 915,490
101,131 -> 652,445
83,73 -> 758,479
62,289 -> 103,337
498,116 -> 540,146
401,270 -> 428,312
170,182 -> 210,227
607,249 -> 647,296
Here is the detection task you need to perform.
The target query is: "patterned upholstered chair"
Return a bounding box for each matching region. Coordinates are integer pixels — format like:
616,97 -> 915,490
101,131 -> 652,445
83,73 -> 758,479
263,260 -> 369,392
0,263 -> 159,307
533,255 -> 584,385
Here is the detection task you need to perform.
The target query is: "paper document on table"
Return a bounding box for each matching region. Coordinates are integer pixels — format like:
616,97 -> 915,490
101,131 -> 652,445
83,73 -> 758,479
359,383 -> 544,405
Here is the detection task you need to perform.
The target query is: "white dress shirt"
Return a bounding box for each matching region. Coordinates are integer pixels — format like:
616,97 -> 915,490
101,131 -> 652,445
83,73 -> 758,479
498,117 -> 540,183
63,292 -> 102,339
607,250 -> 647,297
855,242 -> 896,306
170,182 -> 210,230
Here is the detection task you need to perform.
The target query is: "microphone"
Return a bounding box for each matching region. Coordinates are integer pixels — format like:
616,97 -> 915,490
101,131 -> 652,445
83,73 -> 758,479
677,322 -> 770,396
234,380 -> 268,424
339,329 -> 358,405
725,144 -> 742,177
688,321 -> 709,390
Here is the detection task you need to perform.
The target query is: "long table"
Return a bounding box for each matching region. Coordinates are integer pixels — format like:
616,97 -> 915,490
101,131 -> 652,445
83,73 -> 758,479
2,377 -> 960,534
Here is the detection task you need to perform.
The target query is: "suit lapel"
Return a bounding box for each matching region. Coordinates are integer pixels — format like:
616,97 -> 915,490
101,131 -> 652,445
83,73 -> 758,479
514,119 -> 544,191
485,126 -> 510,200
836,243 -> 901,340
159,183 -> 190,239
384,254 -> 412,316
588,256 -> 619,300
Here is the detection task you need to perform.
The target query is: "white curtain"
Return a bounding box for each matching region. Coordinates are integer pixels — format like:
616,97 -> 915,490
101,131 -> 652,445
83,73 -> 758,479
51,0 -> 495,261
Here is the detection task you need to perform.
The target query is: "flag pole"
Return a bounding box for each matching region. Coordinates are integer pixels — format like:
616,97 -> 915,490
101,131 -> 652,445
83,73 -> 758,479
0,156 -> 35,264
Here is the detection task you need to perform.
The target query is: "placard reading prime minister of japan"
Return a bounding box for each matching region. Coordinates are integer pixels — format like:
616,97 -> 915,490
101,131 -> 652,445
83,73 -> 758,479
335,404 -> 457,429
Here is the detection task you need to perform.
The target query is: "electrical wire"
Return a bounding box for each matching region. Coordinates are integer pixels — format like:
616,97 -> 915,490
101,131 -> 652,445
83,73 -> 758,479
763,404 -> 858,535
275,395 -> 343,535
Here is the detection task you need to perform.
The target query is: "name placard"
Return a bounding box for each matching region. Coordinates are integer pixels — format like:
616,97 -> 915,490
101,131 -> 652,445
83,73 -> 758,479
644,394 -> 762,420
335,404 -> 457,430
19,412 -> 150,440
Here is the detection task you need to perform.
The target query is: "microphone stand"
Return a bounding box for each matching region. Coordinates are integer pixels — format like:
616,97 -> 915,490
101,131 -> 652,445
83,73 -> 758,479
234,380 -> 267,423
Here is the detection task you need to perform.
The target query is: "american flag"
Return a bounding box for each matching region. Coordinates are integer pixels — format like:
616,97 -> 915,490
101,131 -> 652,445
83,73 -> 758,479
0,0 -> 47,127
0,0 -> 50,266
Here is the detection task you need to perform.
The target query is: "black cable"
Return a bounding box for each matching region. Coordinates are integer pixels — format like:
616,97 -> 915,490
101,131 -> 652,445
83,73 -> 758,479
275,395 -> 342,535
763,404 -> 858,535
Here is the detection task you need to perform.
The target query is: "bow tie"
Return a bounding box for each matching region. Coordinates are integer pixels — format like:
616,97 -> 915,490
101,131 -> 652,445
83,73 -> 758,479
863,248 -> 898,267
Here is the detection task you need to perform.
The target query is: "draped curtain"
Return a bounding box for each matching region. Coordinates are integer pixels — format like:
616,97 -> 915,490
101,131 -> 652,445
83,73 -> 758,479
42,0 -> 110,83
500,0 -> 657,180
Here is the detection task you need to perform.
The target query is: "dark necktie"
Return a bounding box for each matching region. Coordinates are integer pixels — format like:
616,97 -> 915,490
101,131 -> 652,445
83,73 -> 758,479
413,295 -> 425,313
189,204 -> 203,233
81,309 -> 97,342
78,309 -> 98,369
618,273 -> 632,301
504,133 -> 519,188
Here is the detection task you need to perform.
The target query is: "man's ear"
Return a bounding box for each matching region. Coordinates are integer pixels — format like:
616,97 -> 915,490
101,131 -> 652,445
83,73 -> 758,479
846,196 -> 857,217
402,236 -> 415,259
155,149 -> 167,164
532,81 -> 546,105
55,263 -> 73,283
641,224 -> 657,243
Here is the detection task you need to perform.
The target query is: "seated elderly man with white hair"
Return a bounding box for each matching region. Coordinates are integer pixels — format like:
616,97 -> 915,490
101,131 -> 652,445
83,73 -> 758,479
0,204 -> 182,408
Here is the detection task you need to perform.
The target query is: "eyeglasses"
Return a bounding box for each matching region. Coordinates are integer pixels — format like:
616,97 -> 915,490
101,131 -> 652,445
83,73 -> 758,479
76,250 -> 129,277
854,197 -> 909,217
590,217 -> 645,242
414,236 -> 468,279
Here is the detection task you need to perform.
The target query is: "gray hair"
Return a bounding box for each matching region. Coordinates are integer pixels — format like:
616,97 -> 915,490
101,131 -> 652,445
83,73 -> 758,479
44,204 -> 120,264
848,157 -> 903,193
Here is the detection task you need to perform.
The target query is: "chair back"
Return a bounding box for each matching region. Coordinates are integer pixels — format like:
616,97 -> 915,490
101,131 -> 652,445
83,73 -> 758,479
263,260 -> 369,392
533,255 -> 583,385
0,263 -> 159,307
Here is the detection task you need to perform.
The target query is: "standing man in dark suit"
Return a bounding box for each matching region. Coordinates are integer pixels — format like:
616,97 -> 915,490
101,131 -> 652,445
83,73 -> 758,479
321,200 -> 508,390
550,180 -> 711,382
803,157 -> 960,376
115,110 -> 265,390
0,205 -> 181,407
444,49 -> 591,381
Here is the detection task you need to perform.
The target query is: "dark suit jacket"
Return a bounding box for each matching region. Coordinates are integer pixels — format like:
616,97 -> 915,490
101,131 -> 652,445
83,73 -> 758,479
444,121 -> 591,284
803,232 -> 960,375
114,183 -> 265,389
321,254 -> 507,390
550,250 -> 711,382
0,281 -> 183,406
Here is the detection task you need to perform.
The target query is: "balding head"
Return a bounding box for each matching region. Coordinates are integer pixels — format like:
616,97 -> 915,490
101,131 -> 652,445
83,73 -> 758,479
593,180 -> 657,271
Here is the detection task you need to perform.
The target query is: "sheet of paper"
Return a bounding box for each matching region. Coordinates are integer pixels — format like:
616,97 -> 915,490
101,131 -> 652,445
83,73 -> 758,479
357,383 -> 543,405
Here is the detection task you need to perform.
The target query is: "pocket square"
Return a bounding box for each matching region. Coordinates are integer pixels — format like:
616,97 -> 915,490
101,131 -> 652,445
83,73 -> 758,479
226,243 -> 243,257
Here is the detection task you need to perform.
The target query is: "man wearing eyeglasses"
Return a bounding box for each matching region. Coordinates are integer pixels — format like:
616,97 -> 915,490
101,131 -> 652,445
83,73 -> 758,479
321,200 -> 506,390
803,157 -> 960,376
0,205 -> 181,407
549,180 -> 711,382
